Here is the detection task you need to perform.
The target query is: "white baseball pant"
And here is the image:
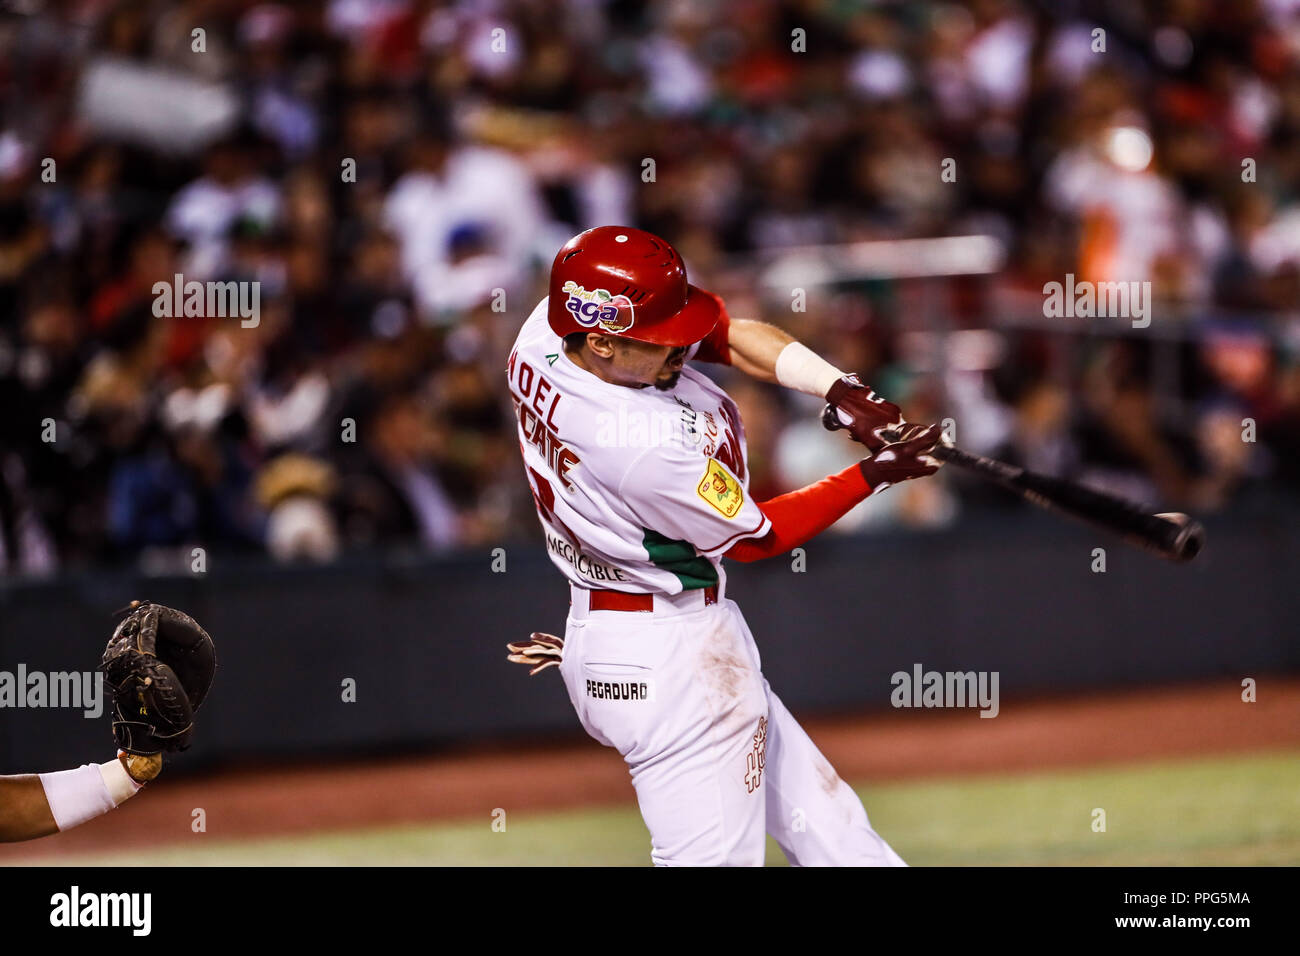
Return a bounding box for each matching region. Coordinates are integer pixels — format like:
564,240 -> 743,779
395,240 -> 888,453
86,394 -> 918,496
560,582 -> 906,867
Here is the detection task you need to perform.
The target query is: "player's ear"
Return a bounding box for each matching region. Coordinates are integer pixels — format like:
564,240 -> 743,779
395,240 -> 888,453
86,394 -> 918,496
586,333 -> 617,360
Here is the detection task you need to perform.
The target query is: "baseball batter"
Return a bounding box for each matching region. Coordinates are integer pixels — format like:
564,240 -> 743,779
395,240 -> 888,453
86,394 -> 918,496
506,227 -> 942,866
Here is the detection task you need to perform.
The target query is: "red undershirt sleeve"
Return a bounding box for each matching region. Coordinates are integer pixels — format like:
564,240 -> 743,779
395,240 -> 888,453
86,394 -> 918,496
723,462 -> 874,562
688,291 -> 732,365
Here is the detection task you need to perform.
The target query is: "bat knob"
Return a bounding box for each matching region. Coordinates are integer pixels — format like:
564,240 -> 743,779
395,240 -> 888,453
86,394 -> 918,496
821,403 -> 848,432
1155,513 -> 1206,563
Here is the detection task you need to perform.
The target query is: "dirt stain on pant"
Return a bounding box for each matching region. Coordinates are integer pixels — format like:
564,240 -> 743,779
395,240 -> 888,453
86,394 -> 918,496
816,759 -> 842,797
694,618 -> 764,734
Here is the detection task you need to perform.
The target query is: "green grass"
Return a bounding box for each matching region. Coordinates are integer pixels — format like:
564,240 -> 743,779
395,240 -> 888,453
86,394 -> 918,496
862,750 -> 1300,866
13,751 -> 1299,866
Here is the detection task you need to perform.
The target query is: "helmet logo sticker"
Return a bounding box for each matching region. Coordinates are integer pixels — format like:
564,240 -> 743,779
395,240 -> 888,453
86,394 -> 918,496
561,281 -> 635,334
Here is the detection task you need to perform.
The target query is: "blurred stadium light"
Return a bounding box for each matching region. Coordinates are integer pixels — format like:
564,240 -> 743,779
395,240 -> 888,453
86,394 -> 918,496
77,57 -> 239,154
760,234 -> 1006,287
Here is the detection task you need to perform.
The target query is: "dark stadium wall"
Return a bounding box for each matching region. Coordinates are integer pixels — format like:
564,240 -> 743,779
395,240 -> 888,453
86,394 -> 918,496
1,506 -> 1296,774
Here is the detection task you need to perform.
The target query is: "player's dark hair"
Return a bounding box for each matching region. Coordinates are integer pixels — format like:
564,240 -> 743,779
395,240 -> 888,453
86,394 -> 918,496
563,332 -> 588,353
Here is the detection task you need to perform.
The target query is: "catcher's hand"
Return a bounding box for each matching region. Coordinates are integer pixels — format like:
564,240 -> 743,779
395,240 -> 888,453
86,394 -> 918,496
506,632 -> 564,676
858,423 -> 945,493
101,600 -> 217,755
821,374 -> 906,452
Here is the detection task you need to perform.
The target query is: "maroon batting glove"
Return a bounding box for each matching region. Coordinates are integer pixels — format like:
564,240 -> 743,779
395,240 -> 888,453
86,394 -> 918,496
506,632 -> 564,676
822,374 -> 906,453
858,423 -> 944,493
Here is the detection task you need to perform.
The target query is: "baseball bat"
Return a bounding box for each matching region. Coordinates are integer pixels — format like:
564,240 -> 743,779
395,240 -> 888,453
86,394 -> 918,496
832,416 -> 1206,562
927,441 -> 1205,562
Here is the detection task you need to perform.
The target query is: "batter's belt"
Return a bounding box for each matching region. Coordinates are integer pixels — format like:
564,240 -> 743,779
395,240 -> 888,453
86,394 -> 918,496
577,585 -> 720,613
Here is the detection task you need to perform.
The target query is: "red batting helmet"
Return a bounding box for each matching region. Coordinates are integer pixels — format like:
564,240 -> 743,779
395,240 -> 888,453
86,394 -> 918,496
547,226 -> 720,347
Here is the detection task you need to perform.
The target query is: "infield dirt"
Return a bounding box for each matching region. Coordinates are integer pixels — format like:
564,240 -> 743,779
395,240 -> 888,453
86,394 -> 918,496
3,677 -> 1296,861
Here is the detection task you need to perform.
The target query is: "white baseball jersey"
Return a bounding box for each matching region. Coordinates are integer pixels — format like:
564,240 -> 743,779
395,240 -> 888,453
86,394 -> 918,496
507,297 -> 771,595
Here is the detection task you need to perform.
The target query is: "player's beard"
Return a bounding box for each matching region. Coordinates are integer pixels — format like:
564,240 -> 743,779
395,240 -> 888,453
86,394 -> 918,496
654,348 -> 687,390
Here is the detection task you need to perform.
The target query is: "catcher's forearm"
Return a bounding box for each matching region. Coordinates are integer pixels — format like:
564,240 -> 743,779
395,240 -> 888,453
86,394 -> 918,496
0,775 -> 59,842
0,756 -> 147,843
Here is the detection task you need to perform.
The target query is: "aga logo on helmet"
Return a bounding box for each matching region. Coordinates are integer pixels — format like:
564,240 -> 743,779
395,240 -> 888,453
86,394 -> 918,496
562,281 -> 635,334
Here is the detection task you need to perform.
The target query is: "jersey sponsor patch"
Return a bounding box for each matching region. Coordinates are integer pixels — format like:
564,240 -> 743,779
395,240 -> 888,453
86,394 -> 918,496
697,458 -> 743,518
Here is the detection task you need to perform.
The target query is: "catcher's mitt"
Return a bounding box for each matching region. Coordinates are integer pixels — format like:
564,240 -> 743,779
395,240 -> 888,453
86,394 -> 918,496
101,600 -> 217,755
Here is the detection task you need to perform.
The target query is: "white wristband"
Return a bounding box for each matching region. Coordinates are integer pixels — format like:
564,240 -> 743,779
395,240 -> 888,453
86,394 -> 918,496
774,342 -> 845,397
38,759 -> 142,832
100,756 -> 145,805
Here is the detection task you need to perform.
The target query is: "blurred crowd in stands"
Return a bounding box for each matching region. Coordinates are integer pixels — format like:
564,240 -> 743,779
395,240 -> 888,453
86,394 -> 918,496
1,0 -> 1298,573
